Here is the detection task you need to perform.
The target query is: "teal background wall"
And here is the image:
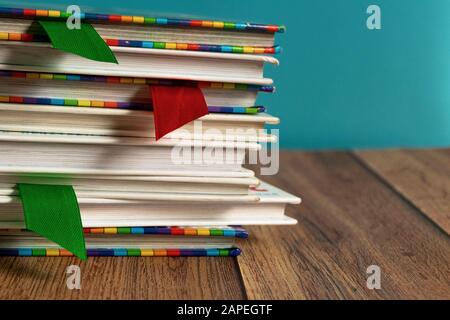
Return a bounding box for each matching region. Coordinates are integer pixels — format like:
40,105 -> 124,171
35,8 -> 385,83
1,0 -> 450,149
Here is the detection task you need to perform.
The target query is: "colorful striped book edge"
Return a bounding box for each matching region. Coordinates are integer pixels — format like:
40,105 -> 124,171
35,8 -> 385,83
0,69 -> 275,92
0,226 -> 249,239
0,247 -> 242,257
0,32 -> 282,54
0,7 -> 285,33
0,96 -> 266,115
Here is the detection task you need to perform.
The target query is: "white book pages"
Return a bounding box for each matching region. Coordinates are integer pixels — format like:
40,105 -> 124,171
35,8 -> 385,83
0,43 -> 278,84
0,181 -> 299,227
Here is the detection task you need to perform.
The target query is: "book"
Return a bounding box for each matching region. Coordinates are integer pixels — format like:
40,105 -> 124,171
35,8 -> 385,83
0,8 -> 284,54
0,42 -> 278,84
0,130 -> 259,176
0,226 -> 247,257
0,103 -> 278,141
0,174 -> 259,195
0,69 -> 274,111
0,182 -> 299,228
1,187 -> 260,202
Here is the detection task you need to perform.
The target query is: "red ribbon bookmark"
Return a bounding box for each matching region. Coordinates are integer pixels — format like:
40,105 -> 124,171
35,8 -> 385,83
150,85 -> 209,140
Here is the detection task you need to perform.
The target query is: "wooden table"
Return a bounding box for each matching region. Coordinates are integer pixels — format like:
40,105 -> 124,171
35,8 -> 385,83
0,150 -> 449,299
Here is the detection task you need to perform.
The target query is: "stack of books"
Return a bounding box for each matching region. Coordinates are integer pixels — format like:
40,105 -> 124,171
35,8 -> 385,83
0,7 -> 300,257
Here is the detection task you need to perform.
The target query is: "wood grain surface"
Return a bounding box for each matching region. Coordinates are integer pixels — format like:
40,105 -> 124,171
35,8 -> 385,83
0,256 -> 246,299
0,150 -> 449,300
355,149 -> 450,235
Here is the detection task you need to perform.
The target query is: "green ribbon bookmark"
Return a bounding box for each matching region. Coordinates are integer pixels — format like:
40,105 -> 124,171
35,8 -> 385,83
18,183 -> 87,260
38,20 -> 118,64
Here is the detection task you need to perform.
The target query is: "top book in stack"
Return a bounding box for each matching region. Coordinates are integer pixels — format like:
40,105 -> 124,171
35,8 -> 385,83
0,7 -> 283,84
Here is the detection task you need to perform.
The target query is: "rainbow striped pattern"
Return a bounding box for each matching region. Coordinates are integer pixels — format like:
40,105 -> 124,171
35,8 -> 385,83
0,95 -> 265,114
0,70 -> 275,92
0,32 -> 281,54
0,247 -> 241,257
208,106 -> 265,114
0,95 -> 149,110
105,39 -> 281,54
0,7 -> 285,33
83,226 -> 249,238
